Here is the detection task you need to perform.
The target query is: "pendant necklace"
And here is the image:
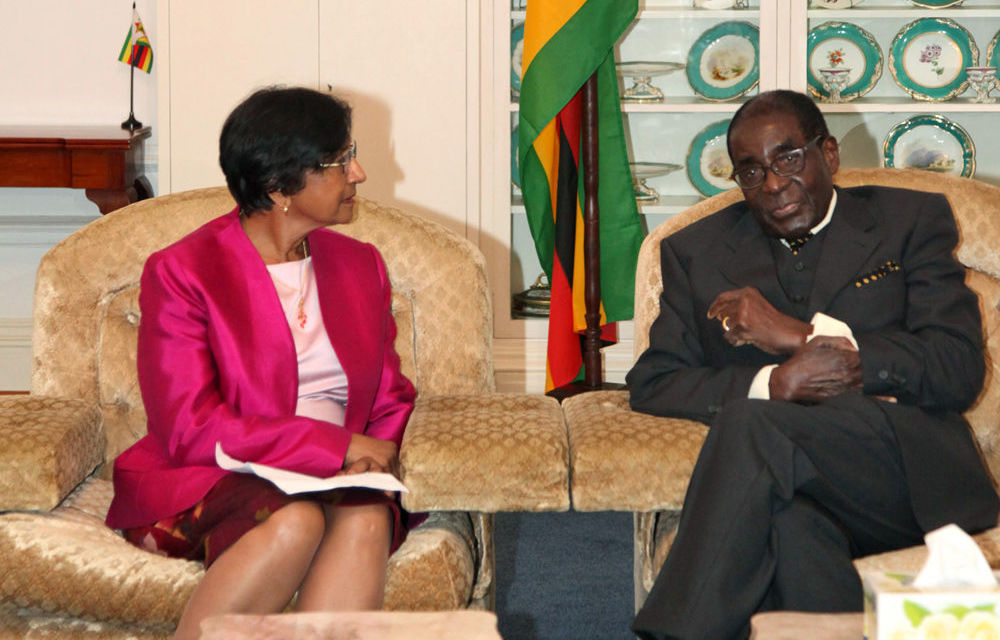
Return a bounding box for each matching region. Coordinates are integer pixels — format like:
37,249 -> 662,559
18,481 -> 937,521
296,239 -> 310,329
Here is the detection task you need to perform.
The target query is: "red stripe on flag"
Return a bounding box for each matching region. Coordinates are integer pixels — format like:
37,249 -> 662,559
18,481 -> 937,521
546,250 -> 583,388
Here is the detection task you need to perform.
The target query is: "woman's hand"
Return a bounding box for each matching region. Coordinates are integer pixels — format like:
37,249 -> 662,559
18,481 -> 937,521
344,433 -> 399,477
340,456 -> 388,475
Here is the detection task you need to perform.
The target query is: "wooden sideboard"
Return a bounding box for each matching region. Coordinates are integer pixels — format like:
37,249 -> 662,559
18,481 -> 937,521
0,125 -> 152,214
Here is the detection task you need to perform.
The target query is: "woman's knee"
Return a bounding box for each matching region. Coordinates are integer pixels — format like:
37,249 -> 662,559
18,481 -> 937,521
261,500 -> 327,551
327,502 -> 392,545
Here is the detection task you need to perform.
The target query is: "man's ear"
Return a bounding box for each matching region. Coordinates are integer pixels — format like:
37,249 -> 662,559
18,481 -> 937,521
822,136 -> 841,175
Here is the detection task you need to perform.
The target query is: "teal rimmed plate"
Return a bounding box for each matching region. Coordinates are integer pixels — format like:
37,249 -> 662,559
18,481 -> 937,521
988,29 -> 1000,87
882,114 -> 975,178
909,0 -> 964,7
511,125 -> 519,191
511,22 -> 524,99
889,18 -> 978,102
807,21 -> 882,102
686,22 -> 759,102
687,120 -> 734,197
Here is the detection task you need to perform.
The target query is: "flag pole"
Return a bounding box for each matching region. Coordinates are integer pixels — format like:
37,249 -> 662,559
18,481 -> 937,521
121,2 -> 142,131
549,68 -> 624,401
580,70 -> 603,389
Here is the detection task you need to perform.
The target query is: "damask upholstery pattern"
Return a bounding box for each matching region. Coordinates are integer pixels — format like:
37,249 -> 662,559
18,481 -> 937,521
401,394 -> 568,513
0,397 -> 102,510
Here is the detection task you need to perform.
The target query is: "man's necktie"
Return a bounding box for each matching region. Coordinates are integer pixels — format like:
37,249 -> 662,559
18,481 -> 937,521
786,232 -> 814,255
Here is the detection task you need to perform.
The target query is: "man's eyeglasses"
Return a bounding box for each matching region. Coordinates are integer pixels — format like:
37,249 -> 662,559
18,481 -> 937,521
730,135 -> 823,189
319,140 -> 357,173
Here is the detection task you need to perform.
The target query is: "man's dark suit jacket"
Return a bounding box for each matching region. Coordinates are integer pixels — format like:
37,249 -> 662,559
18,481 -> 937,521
627,185 -> 999,534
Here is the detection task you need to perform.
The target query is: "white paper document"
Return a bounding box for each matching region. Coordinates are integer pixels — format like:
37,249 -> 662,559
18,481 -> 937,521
215,442 -> 408,495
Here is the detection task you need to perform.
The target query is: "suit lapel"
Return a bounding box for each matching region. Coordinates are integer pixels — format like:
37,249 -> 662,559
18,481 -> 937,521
808,188 -> 880,316
309,231 -> 369,430
718,208 -> 787,305
218,212 -> 300,416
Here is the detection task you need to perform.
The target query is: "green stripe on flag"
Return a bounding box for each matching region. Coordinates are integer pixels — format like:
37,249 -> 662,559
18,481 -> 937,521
518,0 -> 643,323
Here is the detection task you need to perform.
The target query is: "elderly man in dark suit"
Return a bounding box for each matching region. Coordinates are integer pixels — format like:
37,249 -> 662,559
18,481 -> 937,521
627,90 -> 999,640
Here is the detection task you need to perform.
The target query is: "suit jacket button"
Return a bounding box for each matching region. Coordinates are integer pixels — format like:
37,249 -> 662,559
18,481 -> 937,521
878,369 -> 890,380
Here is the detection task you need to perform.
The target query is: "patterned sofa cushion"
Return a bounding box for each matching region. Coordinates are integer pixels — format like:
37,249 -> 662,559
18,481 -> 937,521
0,397 -> 103,511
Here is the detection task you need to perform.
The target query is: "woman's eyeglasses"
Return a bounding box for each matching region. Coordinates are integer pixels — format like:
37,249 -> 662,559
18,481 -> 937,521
319,140 -> 357,173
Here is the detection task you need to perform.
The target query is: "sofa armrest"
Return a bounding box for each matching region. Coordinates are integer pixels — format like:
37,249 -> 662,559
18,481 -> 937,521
0,396 -> 104,511
399,394 -> 568,512
562,390 -> 708,512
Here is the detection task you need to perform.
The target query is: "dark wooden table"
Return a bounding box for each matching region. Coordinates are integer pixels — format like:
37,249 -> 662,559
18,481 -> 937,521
0,125 -> 152,214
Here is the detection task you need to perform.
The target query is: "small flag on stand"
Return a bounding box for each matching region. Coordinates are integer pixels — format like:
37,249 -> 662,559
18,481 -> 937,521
118,6 -> 153,73
118,3 -> 152,131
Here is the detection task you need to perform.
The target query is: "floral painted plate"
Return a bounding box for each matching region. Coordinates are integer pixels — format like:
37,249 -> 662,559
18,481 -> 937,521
810,0 -> 865,7
686,21 -> 759,102
511,22 -> 524,99
882,114 -> 975,178
687,120 -> 734,197
889,18 -> 978,102
909,0 -> 964,7
807,21 -> 882,102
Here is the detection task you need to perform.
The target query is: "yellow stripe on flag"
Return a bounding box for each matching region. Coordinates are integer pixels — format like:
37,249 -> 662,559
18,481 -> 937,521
531,120 -> 560,223
521,0 -> 587,74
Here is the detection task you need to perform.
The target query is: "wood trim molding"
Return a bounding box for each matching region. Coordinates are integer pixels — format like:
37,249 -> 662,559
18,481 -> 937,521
0,317 -> 32,391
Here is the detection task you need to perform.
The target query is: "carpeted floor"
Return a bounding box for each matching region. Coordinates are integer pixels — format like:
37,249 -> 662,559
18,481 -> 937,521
494,510 -> 636,640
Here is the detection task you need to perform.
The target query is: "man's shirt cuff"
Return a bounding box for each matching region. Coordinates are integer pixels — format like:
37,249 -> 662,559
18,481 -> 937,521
747,313 -> 857,400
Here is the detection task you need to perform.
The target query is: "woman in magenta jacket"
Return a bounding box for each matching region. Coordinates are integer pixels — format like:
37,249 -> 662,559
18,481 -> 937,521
106,87 -> 416,638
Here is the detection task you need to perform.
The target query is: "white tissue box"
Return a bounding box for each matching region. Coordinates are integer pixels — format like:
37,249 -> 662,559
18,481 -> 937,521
863,571 -> 1000,640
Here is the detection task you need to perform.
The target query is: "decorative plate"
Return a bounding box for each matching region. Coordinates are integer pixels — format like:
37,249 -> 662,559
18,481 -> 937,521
882,114 -> 975,178
687,120 -> 734,197
989,29 -> 1000,78
686,21 -> 759,102
807,21 -> 882,102
810,0 -> 865,7
888,18 -> 978,102
511,22 -> 524,99
909,0 -> 964,7
511,124 -> 520,191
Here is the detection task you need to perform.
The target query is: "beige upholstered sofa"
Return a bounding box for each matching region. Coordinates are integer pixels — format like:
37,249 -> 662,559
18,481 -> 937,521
0,188 -> 569,638
562,167 -> 1000,607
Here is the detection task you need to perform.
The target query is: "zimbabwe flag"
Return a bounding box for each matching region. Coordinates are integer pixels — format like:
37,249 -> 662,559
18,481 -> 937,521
517,0 -> 644,392
118,7 -> 154,74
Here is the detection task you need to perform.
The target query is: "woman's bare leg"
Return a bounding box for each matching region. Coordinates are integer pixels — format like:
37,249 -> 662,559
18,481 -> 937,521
295,501 -> 393,611
173,500 -> 326,640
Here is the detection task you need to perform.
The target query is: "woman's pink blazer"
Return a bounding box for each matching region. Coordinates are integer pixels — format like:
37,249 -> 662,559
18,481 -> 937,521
106,208 -> 415,529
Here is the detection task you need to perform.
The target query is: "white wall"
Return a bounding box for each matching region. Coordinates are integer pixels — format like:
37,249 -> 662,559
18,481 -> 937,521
0,0 -> 158,389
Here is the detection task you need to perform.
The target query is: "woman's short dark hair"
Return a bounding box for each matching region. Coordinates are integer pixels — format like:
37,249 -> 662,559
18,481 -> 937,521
219,86 -> 352,214
727,90 -> 830,155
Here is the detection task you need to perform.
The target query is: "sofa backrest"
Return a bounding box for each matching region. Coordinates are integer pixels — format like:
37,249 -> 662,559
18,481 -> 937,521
632,168 -> 1000,479
31,187 -> 494,473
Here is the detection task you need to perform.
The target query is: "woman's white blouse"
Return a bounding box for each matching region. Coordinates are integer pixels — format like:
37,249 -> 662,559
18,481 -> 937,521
266,257 -> 348,426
